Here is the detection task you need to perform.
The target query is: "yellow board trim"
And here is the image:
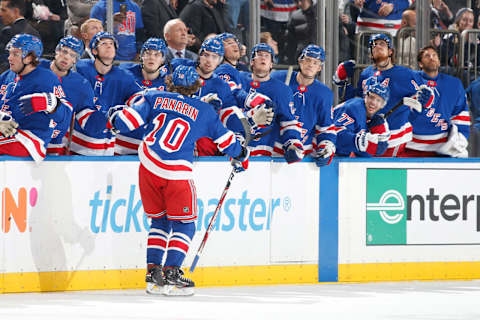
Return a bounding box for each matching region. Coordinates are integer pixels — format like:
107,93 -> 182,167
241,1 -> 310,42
0,264 -> 318,293
339,261 -> 480,282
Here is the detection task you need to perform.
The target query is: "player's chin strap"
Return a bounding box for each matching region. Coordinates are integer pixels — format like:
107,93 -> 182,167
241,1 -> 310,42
95,54 -> 113,67
224,57 -> 237,67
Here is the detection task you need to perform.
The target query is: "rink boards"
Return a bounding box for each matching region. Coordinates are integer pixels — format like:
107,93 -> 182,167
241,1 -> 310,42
1,156 -> 480,293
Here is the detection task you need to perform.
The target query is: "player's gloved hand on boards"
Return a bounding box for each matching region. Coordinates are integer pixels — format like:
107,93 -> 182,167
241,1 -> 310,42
315,140 -> 335,167
106,105 -> 127,133
200,93 -> 223,111
0,111 -> 18,137
333,60 -> 355,85
246,103 -> 274,127
355,130 -> 389,156
19,92 -> 58,114
416,84 -> 434,108
283,139 -> 304,164
367,113 -> 389,135
231,133 -> 249,173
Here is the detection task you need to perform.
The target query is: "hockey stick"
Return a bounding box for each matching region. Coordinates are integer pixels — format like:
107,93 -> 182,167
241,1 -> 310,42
190,118 -> 251,272
384,96 -> 422,119
285,66 -> 294,85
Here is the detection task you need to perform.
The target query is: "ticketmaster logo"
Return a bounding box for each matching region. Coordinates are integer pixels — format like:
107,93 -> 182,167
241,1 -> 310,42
366,169 -> 407,245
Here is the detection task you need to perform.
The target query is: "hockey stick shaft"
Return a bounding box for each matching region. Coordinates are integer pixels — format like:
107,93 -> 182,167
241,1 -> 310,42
190,169 -> 235,272
190,118 -> 252,273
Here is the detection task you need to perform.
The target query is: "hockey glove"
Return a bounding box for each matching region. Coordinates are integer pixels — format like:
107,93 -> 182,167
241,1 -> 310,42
367,114 -> 388,135
437,124 -> 469,158
283,139 -> 304,164
333,60 -> 355,85
200,93 -> 223,111
106,105 -> 127,133
246,103 -> 274,127
355,131 -> 389,156
19,92 -> 58,115
230,133 -> 249,173
0,111 -> 18,138
245,92 -> 273,110
416,84 -> 434,109
315,140 -> 335,167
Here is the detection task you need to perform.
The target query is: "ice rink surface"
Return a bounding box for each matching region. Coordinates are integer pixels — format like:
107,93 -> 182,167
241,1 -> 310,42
1,280 -> 479,320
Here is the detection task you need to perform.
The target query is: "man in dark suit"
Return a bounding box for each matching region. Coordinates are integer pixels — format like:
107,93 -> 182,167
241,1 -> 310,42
163,18 -> 197,63
0,0 -> 41,72
142,0 -> 177,39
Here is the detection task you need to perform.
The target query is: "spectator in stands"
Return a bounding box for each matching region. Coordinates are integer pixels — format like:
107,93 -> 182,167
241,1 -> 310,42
431,0 -> 454,29
179,0 -> 231,53
260,0 -> 297,64
163,18 -> 197,63
0,0 -> 40,73
340,0 -> 365,61
31,0 -> 68,55
225,0 -> 248,42
405,45 -> 470,158
285,0 -> 316,64
141,0 -> 177,39
90,0 -> 146,61
64,0 -> 98,36
397,9 -> 416,68
79,17 -> 103,59
356,0 -> 412,37
440,7 -> 476,74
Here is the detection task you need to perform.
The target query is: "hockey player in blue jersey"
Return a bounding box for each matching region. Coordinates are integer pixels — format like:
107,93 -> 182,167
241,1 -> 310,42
39,36 -> 96,155
232,43 -> 303,163
214,33 -> 245,93
0,34 -> 72,163
337,33 -> 435,156
72,31 -> 141,155
405,45 -> 470,157
271,44 -> 336,166
107,65 -> 249,296
335,75 -> 392,157
116,37 -> 169,154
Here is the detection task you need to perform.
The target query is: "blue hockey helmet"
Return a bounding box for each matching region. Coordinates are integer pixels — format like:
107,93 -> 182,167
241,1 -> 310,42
250,43 -> 275,62
364,75 -> 390,103
199,38 -> 224,57
299,44 -> 325,62
6,34 -> 43,59
368,33 -> 393,50
141,37 -> 167,57
217,33 -> 240,48
56,35 -> 84,58
172,65 -> 200,87
89,31 -> 118,51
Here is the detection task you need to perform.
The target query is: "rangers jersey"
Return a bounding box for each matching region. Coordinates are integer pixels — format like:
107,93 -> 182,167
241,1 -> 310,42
111,90 -> 244,180
407,71 -> 471,153
0,67 -> 72,162
356,0 -> 414,36
357,65 -> 429,156
72,59 -> 141,155
271,70 -> 336,155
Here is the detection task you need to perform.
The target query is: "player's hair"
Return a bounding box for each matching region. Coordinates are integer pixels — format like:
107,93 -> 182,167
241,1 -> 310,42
80,18 -> 103,35
164,75 -> 203,96
417,45 -> 439,65
26,52 -> 40,66
1,0 -> 25,16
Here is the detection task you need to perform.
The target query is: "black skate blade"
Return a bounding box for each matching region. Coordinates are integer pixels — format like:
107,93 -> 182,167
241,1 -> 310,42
162,285 -> 194,296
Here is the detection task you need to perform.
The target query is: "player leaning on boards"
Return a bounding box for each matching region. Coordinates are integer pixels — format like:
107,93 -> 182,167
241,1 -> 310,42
271,44 -> 336,167
334,33 -> 434,157
107,65 -> 249,296
116,37 -> 170,155
39,35 -> 95,155
0,34 -> 72,162
403,45 -> 471,158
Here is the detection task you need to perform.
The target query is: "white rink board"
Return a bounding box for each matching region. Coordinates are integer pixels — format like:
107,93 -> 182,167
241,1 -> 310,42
338,161 -> 480,265
0,159 -> 319,274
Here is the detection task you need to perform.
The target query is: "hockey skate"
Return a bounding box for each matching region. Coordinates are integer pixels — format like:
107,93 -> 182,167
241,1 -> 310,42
146,265 -> 164,295
162,266 -> 195,296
